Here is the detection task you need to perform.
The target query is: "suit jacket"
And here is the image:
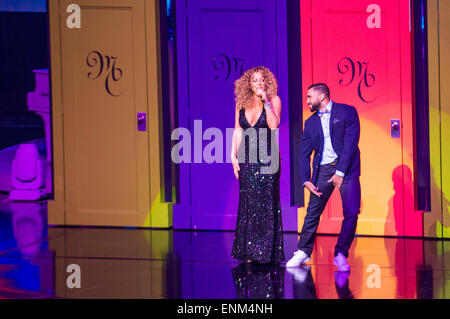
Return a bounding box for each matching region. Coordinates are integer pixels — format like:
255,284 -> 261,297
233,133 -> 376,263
300,102 -> 361,186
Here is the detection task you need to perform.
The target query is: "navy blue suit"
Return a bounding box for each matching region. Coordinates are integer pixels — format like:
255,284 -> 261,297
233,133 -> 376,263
298,102 -> 361,258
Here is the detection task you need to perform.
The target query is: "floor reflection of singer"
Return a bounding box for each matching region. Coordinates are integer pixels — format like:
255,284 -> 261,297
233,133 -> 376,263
231,263 -> 285,299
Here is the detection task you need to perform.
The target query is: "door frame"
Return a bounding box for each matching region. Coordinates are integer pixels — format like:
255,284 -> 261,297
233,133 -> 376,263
47,0 -> 172,227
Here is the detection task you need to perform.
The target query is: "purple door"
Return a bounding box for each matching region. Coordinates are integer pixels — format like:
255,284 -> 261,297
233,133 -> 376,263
174,0 -> 296,231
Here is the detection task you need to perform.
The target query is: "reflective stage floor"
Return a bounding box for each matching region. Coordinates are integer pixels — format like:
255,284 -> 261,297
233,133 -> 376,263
0,198 -> 449,299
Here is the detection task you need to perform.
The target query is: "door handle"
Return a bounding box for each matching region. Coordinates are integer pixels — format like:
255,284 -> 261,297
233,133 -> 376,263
391,119 -> 400,138
137,113 -> 147,131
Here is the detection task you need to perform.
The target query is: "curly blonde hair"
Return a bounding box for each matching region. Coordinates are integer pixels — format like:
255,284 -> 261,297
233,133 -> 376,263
234,66 -> 278,109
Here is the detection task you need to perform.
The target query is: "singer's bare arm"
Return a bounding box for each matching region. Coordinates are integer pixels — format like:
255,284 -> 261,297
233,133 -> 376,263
265,96 -> 281,129
256,89 -> 281,129
231,104 -> 243,179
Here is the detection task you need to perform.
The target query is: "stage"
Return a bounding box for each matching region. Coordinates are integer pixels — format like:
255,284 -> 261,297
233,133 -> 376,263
0,197 -> 447,299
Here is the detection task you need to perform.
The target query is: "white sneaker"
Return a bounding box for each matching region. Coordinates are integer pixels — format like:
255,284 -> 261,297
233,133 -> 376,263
286,250 -> 310,268
333,253 -> 350,272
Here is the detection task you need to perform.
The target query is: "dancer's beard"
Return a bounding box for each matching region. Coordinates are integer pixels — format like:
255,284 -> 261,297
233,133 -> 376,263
309,102 -> 321,113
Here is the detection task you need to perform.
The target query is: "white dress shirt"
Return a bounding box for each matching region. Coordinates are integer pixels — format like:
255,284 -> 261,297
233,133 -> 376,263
318,101 -> 345,177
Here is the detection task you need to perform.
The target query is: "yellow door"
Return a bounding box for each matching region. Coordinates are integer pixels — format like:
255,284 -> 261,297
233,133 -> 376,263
58,0 -> 150,226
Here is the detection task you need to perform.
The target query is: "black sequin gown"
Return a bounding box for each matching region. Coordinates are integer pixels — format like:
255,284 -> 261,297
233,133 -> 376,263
231,107 -> 285,263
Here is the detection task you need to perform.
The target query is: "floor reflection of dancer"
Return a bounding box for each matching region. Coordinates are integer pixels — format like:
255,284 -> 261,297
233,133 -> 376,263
287,83 -> 361,272
287,266 -> 317,299
230,66 -> 284,264
335,271 -> 354,299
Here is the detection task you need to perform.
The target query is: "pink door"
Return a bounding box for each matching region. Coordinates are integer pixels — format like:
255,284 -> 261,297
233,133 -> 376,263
300,0 -> 422,236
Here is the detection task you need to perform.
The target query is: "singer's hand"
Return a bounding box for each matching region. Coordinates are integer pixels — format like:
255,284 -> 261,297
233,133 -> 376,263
231,156 -> 240,179
256,88 -> 267,101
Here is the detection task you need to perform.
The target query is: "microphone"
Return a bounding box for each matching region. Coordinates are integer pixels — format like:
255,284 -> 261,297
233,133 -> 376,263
257,88 -> 265,103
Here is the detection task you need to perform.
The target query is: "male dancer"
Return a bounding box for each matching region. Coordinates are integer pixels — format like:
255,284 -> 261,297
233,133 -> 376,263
286,83 -> 361,272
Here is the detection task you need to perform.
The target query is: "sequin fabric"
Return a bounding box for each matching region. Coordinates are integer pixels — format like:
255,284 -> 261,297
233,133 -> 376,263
231,107 -> 285,263
232,263 -> 285,299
